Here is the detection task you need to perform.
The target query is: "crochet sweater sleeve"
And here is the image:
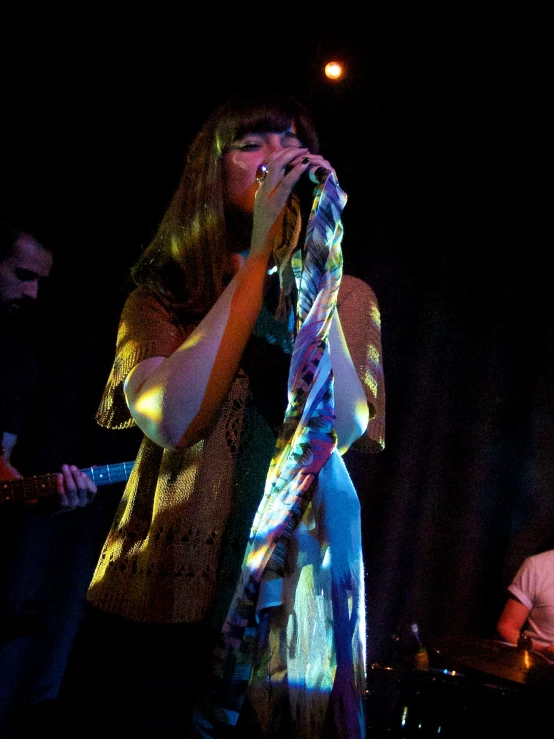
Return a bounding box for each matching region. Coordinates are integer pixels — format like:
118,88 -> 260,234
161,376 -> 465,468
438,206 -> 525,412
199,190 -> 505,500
96,287 -> 191,430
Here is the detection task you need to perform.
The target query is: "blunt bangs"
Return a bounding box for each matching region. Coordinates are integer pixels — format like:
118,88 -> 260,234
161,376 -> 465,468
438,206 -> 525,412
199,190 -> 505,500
214,95 -> 320,156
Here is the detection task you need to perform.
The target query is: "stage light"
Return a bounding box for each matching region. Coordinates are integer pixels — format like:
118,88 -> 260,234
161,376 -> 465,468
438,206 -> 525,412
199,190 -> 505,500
324,61 -> 344,81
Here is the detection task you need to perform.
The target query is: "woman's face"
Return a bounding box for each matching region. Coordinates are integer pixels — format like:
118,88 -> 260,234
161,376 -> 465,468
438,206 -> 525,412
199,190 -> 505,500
222,123 -> 303,213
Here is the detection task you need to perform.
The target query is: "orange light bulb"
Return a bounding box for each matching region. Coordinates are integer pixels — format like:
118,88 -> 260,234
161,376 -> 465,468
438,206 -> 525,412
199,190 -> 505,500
324,61 -> 344,80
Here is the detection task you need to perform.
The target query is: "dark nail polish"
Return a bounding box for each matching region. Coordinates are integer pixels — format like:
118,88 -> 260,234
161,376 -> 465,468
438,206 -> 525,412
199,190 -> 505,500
302,157 -> 310,164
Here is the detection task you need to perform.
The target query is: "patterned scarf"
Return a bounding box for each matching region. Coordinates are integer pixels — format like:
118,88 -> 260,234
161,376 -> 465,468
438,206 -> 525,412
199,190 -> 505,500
195,171 -> 364,737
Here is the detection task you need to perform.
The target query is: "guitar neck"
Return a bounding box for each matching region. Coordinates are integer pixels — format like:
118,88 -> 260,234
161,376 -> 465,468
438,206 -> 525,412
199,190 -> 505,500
81,461 -> 135,488
0,461 -> 135,506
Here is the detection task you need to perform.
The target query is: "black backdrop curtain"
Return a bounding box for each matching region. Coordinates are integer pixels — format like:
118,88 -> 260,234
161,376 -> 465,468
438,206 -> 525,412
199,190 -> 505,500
346,219 -> 552,666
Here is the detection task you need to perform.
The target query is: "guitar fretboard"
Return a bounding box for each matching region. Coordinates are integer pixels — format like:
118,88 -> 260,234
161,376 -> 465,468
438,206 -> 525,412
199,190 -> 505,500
82,462 -> 135,487
0,461 -> 135,505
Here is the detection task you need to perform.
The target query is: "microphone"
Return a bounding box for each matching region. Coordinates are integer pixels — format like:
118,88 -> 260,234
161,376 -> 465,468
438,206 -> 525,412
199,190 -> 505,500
307,166 -> 330,185
284,163 -> 330,185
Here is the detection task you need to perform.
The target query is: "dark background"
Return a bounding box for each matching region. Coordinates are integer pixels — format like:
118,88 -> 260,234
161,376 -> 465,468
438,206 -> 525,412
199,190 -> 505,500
2,11 -> 552,724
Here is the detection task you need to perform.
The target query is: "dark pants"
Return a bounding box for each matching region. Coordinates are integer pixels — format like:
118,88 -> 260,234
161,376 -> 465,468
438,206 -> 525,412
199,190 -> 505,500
55,603 -> 217,738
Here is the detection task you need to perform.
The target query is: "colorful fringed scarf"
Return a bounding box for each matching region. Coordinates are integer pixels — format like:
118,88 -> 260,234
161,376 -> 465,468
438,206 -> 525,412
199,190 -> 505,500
195,171 -> 366,738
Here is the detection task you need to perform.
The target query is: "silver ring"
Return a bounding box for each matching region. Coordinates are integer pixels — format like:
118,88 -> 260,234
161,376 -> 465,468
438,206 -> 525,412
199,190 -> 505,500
256,164 -> 268,183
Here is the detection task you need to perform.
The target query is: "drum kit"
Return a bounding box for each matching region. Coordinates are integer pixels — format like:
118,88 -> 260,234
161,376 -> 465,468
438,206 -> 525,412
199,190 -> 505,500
365,635 -> 554,737
430,634 -> 554,692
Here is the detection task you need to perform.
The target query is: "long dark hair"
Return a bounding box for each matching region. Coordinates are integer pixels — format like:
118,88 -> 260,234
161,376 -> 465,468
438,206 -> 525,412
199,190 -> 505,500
130,93 -> 320,315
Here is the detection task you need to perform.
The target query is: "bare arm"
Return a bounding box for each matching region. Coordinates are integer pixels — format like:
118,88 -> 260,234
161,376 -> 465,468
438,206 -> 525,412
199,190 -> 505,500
497,597 -> 554,655
124,151 -> 309,450
329,311 -> 369,454
496,594 -> 530,645
124,252 -> 270,448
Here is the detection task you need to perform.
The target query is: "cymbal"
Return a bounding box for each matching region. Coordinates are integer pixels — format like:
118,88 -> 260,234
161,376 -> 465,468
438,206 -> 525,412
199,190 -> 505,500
430,635 -> 554,691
